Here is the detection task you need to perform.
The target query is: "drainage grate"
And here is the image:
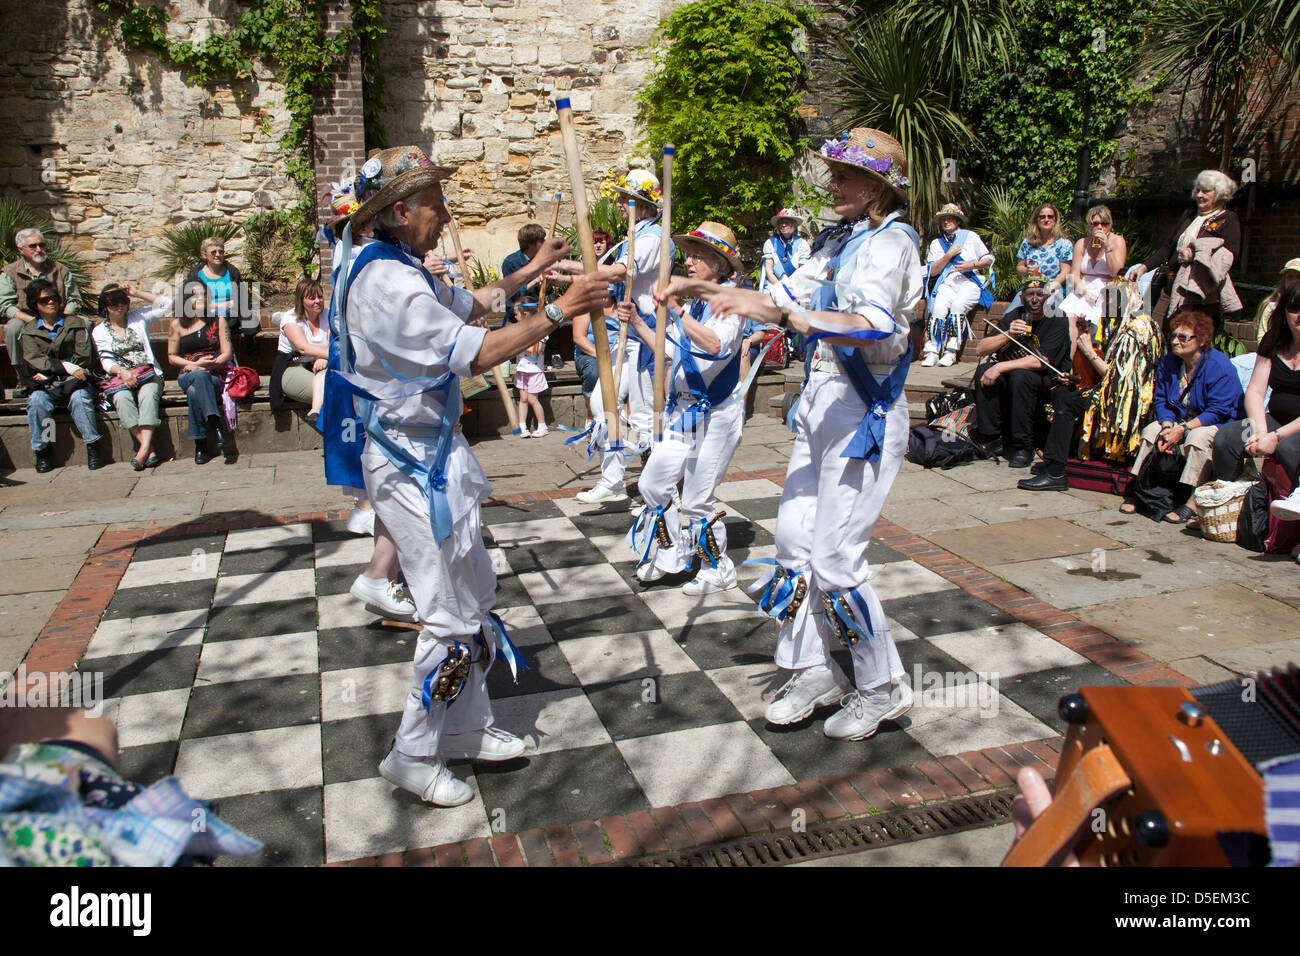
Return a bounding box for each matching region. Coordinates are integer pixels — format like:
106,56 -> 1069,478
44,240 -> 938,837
622,793 -> 1017,867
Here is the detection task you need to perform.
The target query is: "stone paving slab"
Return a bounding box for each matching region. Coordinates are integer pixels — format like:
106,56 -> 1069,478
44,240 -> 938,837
0,589 -> 62,673
0,555 -> 82,595
0,494 -> 207,531
882,497 -> 987,534
0,523 -> 104,561
926,517 -> 1125,567
950,487 -> 1102,525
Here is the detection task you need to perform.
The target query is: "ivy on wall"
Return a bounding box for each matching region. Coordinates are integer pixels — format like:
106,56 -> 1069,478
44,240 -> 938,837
93,0 -> 386,267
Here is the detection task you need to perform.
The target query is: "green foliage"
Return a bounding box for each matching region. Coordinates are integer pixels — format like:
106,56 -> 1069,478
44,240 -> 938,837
241,209 -> 297,288
93,1 -> 388,268
976,186 -> 1037,298
468,258 -> 501,289
557,197 -> 628,249
635,0 -> 815,238
960,0 -> 1144,207
152,218 -> 241,281
0,198 -> 91,291
350,0 -> 388,149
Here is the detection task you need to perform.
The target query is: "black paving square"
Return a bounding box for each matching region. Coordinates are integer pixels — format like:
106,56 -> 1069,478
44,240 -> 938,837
468,743 -> 650,834
583,670 -> 744,741
129,532 -> 228,564
568,508 -> 639,538
674,615 -> 777,671
212,786 -> 324,867
90,645 -> 202,697
206,599 -> 317,642
481,499 -> 564,525
182,674 -> 321,739
218,543 -> 316,577
868,539 -> 907,565
998,662 -> 1128,733
881,589 -> 1017,638
317,623 -> 419,672
720,516 -> 771,551
102,580 -> 216,620
492,572 -> 531,610
502,538 -> 609,575
314,562 -> 368,597
724,496 -> 782,522
535,592 -> 664,640
312,519 -> 359,544
485,643 -> 580,699
116,740 -> 178,784
323,712 -> 399,785
750,715 -> 932,782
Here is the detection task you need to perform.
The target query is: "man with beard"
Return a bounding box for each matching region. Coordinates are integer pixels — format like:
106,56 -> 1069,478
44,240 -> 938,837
2,228 -> 84,390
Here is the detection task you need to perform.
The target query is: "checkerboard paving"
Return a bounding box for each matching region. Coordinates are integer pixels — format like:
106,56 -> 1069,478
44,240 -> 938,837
81,477 -> 1125,866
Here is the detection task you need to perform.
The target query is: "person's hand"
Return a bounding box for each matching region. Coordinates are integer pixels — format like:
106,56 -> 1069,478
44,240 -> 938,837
1177,245 -> 1193,264
1252,431 -> 1280,457
980,363 -> 1003,388
32,372 -> 47,381
423,251 -> 448,276
1010,767 -> 1079,866
1008,319 -> 1029,337
1156,423 -> 1185,454
706,287 -> 779,325
68,367 -> 86,381
121,368 -> 137,387
556,271 -> 610,319
1126,264 -> 1146,281
531,237 -> 573,271
614,301 -> 635,324
312,358 -> 328,373
182,363 -> 201,374
655,275 -> 704,304
126,283 -> 142,299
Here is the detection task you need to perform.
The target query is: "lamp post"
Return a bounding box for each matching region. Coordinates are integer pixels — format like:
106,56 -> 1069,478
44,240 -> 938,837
1072,84 -> 1093,225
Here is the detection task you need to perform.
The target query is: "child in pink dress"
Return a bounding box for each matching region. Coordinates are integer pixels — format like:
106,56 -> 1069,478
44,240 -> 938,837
514,335 -> 549,436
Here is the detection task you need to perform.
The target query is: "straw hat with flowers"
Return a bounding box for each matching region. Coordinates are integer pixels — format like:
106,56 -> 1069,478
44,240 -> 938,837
812,128 -> 910,201
325,146 -> 454,229
672,221 -> 744,276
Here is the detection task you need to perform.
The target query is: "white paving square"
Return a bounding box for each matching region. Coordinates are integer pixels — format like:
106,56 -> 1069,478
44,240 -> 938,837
757,518 -> 779,535
174,724 -> 322,800
715,479 -> 785,501
316,592 -> 374,630
323,774 -> 490,863
84,609 -> 208,660
517,562 -> 633,605
196,631 -> 319,685
313,536 -> 374,568
928,623 -> 1089,678
587,531 -> 636,562
118,553 -> 219,590
902,683 -> 1055,757
489,687 -> 613,755
100,687 -> 190,748
705,662 -> 787,721
641,583 -> 764,631
494,604 -> 552,648
867,561 -> 958,602
487,516 -> 584,548
320,661 -> 410,722
617,722 -> 795,807
224,523 -> 312,552
212,568 -> 316,607
485,547 -> 512,576
559,628 -> 700,685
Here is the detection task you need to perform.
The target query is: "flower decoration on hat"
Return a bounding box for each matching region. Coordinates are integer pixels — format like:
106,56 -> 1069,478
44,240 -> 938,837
1023,269 -> 1050,288
819,137 -> 910,190
610,169 -> 662,205
325,175 -> 361,218
685,227 -> 738,262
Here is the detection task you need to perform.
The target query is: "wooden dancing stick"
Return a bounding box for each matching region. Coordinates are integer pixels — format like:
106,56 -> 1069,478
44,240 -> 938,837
974,311 -> 1073,381
533,192 -> 563,308
556,95 -> 619,444
444,212 -> 521,433
610,198 -> 636,401
652,144 -> 674,441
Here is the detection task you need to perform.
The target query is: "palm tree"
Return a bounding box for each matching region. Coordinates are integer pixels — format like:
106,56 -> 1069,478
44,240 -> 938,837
1137,0 -> 1299,175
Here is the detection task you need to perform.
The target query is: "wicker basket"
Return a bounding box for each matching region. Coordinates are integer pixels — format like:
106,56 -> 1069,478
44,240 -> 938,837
1192,480 -> 1254,543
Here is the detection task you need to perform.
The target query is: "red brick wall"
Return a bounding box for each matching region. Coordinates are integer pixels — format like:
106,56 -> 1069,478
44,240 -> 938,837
314,4 -> 367,286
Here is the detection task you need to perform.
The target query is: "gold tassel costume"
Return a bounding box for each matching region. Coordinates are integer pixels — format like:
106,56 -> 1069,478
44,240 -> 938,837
1080,304 -> 1163,463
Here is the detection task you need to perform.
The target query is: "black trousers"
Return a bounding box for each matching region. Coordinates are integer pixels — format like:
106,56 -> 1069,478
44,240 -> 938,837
974,364 -> 1057,450
1043,388 -> 1093,470
1212,415 -> 1300,484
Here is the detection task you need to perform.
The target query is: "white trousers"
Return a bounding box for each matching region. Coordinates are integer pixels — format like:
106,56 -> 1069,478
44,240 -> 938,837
363,453 -> 497,758
589,344 -> 654,489
925,280 -> 980,354
772,374 -> 907,691
633,394 -> 744,576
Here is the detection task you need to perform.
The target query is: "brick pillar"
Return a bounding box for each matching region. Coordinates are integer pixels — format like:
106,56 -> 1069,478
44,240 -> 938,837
315,2 -> 367,286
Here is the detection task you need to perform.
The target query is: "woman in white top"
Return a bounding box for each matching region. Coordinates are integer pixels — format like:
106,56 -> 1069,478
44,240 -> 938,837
624,220 -> 749,595
923,202 -> 992,366
270,277 -> 329,419
92,283 -> 171,470
1060,204 -> 1126,327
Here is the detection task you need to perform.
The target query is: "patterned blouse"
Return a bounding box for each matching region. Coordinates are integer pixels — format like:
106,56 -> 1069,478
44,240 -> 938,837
100,324 -> 150,371
1016,237 -> 1074,281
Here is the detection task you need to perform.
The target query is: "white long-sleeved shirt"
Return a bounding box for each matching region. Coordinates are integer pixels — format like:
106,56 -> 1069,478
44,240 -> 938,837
92,298 -> 172,377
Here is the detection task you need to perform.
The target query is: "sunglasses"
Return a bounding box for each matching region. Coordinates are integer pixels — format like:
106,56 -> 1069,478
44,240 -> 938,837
1170,332 -> 1196,343
37,295 -> 61,304
1037,214 -> 1057,221
1089,220 -> 1109,227
25,241 -> 48,249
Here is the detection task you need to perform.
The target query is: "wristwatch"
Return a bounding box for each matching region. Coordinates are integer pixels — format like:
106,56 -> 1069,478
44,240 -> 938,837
544,303 -> 565,325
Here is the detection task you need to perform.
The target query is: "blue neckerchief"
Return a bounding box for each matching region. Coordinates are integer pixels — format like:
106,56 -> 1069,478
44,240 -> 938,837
321,230 -> 460,542
810,212 -> 869,255
926,229 -> 994,311
773,236 -> 797,278
809,213 -> 916,461
663,299 -> 742,433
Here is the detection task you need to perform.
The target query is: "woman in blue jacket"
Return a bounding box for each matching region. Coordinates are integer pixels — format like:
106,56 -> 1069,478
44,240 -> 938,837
1124,308 -> 1244,522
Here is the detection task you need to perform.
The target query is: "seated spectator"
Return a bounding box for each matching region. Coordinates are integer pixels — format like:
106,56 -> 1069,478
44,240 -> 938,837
92,283 -> 171,471
1212,283 -> 1300,520
593,228 -> 613,263
738,316 -> 768,382
760,208 -> 810,292
168,283 -> 237,465
1127,170 -> 1241,326
183,235 -> 252,344
1124,308 -> 1244,522
1060,204 -> 1126,328
923,202 -> 993,367
501,223 -> 546,322
1019,285 -> 1163,491
1012,203 -> 1073,312
2,227 -> 84,393
19,279 -> 104,473
972,273 -> 1072,468
1253,257 -> 1300,344
270,277 -> 329,420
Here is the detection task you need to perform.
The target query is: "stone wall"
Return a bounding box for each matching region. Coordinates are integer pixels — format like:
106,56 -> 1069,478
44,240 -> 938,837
377,0 -> 682,264
0,0 -> 297,287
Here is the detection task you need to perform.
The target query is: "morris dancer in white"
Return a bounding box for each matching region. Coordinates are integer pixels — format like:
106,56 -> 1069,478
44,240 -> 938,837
676,129 -> 923,741
923,202 -> 993,367
321,146 -> 609,805
629,221 -> 749,594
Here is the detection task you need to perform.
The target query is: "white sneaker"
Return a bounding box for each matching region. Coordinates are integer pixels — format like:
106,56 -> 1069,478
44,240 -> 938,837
823,683 -> 915,741
636,562 -> 666,583
576,483 -> 627,504
683,561 -> 737,595
938,349 -> 958,367
531,424 -> 549,438
921,352 -> 938,367
764,664 -> 852,725
350,575 -> 417,619
518,428 -> 531,438
379,750 -> 474,806
346,506 -> 375,536
630,502 -> 646,518
441,725 -> 527,762
1270,488 -> 1300,522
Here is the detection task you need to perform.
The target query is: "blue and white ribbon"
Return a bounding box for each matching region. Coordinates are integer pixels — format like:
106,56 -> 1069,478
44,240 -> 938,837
823,586 -> 876,650
629,503 -> 669,563
485,611 -> 528,683
421,641 -> 466,711
745,559 -> 800,622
